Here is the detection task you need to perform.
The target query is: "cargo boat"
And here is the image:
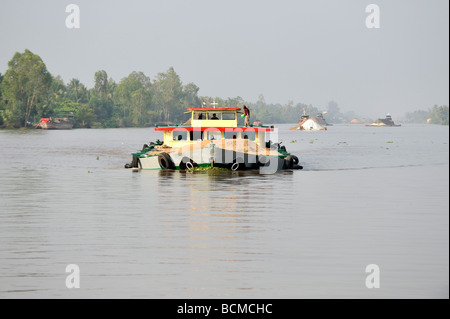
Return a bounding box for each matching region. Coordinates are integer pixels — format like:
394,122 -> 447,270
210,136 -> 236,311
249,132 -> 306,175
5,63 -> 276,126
366,114 -> 401,127
125,107 -> 302,171
35,111 -> 74,130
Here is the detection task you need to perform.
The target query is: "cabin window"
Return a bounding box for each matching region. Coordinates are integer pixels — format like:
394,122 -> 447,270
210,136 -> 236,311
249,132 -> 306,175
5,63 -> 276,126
193,112 -> 207,120
173,131 -> 188,141
206,130 -> 222,140
224,131 -> 239,139
222,113 -> 236,120
209,113 -> 221,120
243,131 -> 256,141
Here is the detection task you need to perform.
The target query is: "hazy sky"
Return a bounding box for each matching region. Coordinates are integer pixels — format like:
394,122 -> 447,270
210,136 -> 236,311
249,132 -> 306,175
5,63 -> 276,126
0,0 -> 448,117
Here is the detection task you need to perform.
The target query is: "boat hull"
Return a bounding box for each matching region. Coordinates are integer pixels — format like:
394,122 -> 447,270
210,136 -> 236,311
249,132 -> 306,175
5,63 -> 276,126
138,147 -> 212,170
211,147 -> 286,171
133,142 -> 295,172
36,118 -> 74,130
39,122 -> 74,130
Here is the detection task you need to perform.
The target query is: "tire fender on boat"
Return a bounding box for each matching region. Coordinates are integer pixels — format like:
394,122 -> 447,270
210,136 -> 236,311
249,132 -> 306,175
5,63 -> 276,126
258,155 -> 269,166
284,156 -> 294,169
158,152 -> 176,170
131,156 -> 139,168
186,162 -> 194,170
179,157 -> 198,170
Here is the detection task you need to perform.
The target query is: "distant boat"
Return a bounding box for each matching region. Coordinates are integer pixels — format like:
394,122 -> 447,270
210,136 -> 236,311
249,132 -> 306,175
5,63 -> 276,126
290,110 -> 327,131
366,114 -> 401,127
315,113 -> 332,126
350,118 -> 364,124
35,111 -> 74,130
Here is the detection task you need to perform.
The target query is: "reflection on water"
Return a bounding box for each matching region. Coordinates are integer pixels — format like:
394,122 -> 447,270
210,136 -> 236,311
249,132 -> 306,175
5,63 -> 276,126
0,125 -> 448,298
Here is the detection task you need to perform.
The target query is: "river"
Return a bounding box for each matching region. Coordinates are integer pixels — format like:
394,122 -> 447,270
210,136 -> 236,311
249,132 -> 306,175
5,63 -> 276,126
0,124 -> 448,298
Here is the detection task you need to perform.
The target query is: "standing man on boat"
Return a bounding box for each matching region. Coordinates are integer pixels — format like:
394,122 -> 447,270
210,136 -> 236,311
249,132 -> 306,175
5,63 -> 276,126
243,105 -> 250,127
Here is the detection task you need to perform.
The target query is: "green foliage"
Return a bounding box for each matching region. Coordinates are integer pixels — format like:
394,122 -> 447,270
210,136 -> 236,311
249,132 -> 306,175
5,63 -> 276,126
1,49 -> 52,127
67,78 -> 89,103
405,109 -> 430,124
115,71 -> 152,127
323,101 -> 345,123
1,49 -> 446,129
186,166 -> 229,173
152,67 -> 184,123
0,50 -> 350,128
182,83 -> 201,110
89,96 -> 113,123
406,106 -> 448,125
429,105 -> 449,125
94,70 -> 109,99
0,72 -> 4,126
200,95 -> 320,125
74,103 -> 96,128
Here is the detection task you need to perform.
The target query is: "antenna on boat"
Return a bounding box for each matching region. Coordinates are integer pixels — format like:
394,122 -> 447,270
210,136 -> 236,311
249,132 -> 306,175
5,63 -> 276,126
202,102 -> 206,108
211,100 -> 218,109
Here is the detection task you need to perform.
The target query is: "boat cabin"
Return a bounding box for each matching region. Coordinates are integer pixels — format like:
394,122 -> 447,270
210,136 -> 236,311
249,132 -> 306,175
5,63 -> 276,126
155,107 -> 272,148
189,107 -> 240,128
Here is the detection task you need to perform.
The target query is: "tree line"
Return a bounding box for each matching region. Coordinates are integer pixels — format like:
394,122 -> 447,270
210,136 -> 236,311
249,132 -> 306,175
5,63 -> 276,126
0,50 -> 448,128
0,49 -> 363,128
405,106 -> 449,125
0,50 -> 201,128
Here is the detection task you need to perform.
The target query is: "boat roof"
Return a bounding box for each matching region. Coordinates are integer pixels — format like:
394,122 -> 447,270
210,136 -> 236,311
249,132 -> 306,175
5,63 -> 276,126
155,126 -> 272,132
187,107 -> 241,112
